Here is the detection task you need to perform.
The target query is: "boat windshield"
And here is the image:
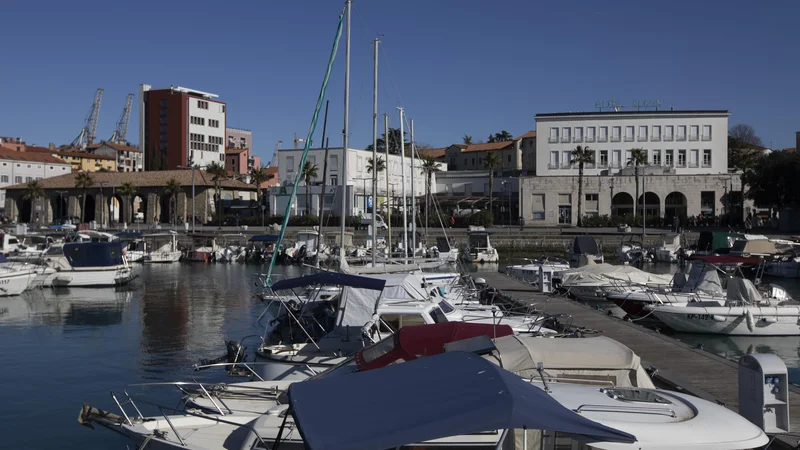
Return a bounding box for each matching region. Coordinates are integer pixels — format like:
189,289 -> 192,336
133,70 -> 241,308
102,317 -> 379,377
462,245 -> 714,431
600,388 -> 672,404
437,300 -> 456,314
46,246 -> 64,255
468,234 -> 489,248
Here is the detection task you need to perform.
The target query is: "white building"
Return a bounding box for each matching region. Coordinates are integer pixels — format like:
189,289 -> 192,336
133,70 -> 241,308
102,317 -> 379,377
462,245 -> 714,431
535,110 -> 729,177
186,90 -> 226,168
0,149 -> 72,204
271,147 -> 445,216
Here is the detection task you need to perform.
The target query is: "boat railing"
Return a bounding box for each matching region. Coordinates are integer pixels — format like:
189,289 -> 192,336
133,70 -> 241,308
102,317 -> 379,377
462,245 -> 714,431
529,376 -> 615,387
573,403 -> 677,418
122,381 -> 234,416
190,361 -> 317,383
108,388 -> 272,448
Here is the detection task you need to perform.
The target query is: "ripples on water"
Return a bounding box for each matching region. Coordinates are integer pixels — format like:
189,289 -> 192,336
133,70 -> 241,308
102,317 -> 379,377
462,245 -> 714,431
0,263 -> 306,449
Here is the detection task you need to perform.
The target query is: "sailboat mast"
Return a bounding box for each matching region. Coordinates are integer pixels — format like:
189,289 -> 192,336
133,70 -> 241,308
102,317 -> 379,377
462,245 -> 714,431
371,37 -> 379,266
398,107 -> 408,264
339,0 -> 351,269
384,114 -> 391,257
410,118 -> 416,255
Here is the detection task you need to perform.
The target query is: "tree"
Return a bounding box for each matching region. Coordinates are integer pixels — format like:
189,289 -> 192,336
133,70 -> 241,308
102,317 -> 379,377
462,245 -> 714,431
117,182 -> 137,224
626,148 -> 648,217
366,127 -> 410,154
249,166 -> 272,228
484,152 -> 502,222
74,172 -> 94,223
164,178 -> 182,227
744,151 -> 800,210
494,130 -> 513,142
366,156 -> 386,175
204,162 -> 228,227
462,135 -> 473,145
729,135 -> 765,224
729,124 -> 763,148
571,146 -> 595,226
301,161 -> 319,215
487,134 -> 496,143
421,155 -> 441,229
22,180 -> 45,225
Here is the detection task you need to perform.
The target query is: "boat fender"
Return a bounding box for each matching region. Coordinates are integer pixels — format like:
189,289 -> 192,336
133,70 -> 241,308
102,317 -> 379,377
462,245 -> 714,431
745,309 -> 755,332
762,317 -> 779,324
711,315 -> 726,322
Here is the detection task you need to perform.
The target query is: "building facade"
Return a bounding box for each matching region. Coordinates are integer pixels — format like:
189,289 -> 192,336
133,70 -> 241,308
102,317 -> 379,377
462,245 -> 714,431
225,148 -> 260,175
0,137 -> 25,152
139,85 -> 226,171
0,148 -> 72,204
442,131 -> 536,173
535,110 -> 729,177
87,142 -> 144,172
226,127 -> 252,151
271,147 -> 445,216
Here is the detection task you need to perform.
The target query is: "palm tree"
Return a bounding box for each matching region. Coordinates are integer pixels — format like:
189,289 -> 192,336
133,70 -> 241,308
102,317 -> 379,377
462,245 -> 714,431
117,182 -> 137,224
366,156 -> 386,175
204,162 -> 228,228
366,127 -> 410,154
421,155 -> 441,228
462,135 -> 473,145
484,152 -> 502,223
22,180 -> 45,225
494,130 -> 513,142
301,161 -> 319,215
74,172 -> 94,223
626,148 -> 648,218
571,145 -> 595,227
249,166 -> 271,228
164,178 -> 182,227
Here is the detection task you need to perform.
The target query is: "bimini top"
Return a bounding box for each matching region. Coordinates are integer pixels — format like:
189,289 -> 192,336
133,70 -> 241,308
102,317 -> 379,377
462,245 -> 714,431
572,235 -> 599,255
288,352 -> 636,450
63,241 -> 125,268
248,234 -> 279,243
271,272 -> 387,291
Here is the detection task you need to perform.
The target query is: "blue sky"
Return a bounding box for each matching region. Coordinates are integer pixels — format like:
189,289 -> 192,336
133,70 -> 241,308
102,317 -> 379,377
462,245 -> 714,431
1,0 -> 797,163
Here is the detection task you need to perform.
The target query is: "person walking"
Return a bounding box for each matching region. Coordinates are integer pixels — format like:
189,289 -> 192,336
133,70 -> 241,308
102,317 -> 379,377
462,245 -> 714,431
518,216 -> 525,231
672,215 -> 679,233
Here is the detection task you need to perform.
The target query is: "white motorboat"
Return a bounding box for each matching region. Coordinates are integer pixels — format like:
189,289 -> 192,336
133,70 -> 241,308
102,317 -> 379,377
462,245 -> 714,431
557,263 -> 673,303
428,236 -> 459,262
40,242 -> 134,287
0,263 -> 45,296
117,231 -> 147,262
653,233 -> 691,263
184,233 -> 218,263
569,235 -> 604,265
616,235 -> 648,263
143,232 -> 182,263
285,229 -> 326,262
506,256 -> 571,286
647,278 -> 800,335
462,228 -> 499,263
7,234 -> 54,262
0,232 -> 21,255
73,230 -> 117,242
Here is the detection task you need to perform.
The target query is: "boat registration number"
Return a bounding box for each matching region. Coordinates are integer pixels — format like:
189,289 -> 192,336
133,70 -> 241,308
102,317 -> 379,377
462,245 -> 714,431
686,314 -> 712,320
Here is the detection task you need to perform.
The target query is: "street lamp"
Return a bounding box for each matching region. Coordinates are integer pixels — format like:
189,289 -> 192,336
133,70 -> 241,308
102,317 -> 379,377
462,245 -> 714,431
177,163 -> 198,233
55,190 -> 67,224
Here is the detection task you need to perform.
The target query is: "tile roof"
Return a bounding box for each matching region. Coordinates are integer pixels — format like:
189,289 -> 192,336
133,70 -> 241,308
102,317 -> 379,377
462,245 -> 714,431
460,141 -> 514,153
24,145 -> 57,154
515,130 -> 536,140
5,169 -> 257,191
101,142 -> 142,153
57,150 -> 116,160
419,148 -> 447,159
0,148 -> 68,165
225,148 -> 249,154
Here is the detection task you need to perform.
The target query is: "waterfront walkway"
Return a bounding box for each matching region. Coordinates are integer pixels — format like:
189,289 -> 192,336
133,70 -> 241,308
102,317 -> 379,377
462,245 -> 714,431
480,271 -> 800,448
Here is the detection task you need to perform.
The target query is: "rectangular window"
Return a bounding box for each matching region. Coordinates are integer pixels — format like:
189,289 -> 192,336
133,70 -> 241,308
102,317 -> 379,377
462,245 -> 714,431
330,155 -> 338,172
561,151 -> 572,168
507,154 -> 511,163
611,126 -> 621,142
599,126 -> 608,142
638,126 -> 648,141
652,125 -> 661,141
14,176 -> 21,183
561,127 -> 571,143
624,149 -> 632,165
612,150 -> 621,168
702,125 -> 712,141
665,150 -> 673,167
0,176 -> 7,183
585,193 -> 599,214
664,125 -> 674,141
678,150 -> 686,167
703,149 -> 712,167
689,149 -> 699,167
549,127 -> 559,143
689,125 -> 699,141
286,156 -> 295,172
549,151 -> 559,169
586,127 -> 595,142
330,174 -> 338,185
531,194 -> 545,220
598,150 -> 608,167
574,127 -> 583,142
700,191 -> 715,215
652,150 -> 661,165
677,125 -> 687,141
624,126 -> 635,142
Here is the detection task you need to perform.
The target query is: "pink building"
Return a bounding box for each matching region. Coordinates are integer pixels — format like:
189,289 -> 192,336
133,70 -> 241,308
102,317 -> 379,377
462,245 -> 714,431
225,148 -> 260,175
0,137 -> 26,152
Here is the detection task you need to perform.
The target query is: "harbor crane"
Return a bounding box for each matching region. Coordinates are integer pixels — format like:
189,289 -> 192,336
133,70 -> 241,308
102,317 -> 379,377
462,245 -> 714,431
109,93 -> 134,144
71,88 -> 104,149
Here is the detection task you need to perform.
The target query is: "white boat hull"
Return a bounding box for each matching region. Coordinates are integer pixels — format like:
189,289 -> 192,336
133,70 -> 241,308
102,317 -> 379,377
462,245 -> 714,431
463,249 -> 499,263
144,251 -> 182,263
650,305 -> 800,335
41,267 -> 134,287
0,269 -> 38,296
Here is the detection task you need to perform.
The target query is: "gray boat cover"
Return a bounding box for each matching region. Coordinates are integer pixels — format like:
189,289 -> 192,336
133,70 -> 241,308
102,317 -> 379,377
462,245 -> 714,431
681,263 -> 723,295
336,274 -> 429,327
727,278 -> 762,304
287,352 -> 636,450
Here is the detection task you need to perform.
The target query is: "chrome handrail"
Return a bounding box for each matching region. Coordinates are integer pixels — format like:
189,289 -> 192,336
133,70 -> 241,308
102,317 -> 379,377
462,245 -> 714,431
574,404 -> 677,418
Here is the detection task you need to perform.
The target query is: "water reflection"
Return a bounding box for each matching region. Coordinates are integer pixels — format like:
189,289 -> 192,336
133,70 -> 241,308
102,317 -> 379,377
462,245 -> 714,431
675,334 -> 800,369
0,287 -> 132,327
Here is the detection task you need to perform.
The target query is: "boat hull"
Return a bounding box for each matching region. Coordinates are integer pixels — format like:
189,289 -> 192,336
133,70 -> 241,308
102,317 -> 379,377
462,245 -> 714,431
41,267 -> 134,287
650,305 -> 800,335
144,251 -> 182,263
0,269 -> 37,296
462,250 -> 499,263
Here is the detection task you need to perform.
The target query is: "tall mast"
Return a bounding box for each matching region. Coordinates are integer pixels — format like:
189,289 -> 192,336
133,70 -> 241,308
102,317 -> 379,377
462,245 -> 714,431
371,37 -> 379,266
384,114 -> 391,258
338,0 -> 351,270
398,107 -> 408,264
410,118 -> 416,255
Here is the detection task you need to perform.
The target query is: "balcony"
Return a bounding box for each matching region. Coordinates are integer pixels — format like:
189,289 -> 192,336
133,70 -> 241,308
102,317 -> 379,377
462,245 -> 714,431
560,137 -> 571,143
548,163 -> 559,169
598,161 -> 608,168
677,161 -> 687,168
598,137 -> 608,143
676,135 -> 686,141
548,137 -> 559,143
689,161 -> 699,168
573,137 -> 583,143
702,161 -> 712,168
584,163 -> 595,169
651,136 -> 661,142
702,135 -> 711,141
624,136 -> 634,142
663,136 -> 674,141
585,137 -> 595,143
637,136 -> 647,142
689,135 -> 699,141
561,162 -> 572,169
610,136 -> 621,142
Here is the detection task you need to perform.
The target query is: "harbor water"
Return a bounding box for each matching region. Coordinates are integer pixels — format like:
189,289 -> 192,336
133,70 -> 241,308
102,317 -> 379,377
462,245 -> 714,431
1,261 -> 799,449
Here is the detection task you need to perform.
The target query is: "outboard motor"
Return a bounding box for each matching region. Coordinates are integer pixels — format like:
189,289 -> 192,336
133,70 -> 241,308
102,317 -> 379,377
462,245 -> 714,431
295,245 -> 307,263
197,341 -> 247,373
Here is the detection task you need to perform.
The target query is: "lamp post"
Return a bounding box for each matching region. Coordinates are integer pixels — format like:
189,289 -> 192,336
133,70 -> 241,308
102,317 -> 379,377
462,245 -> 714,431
55,190 -> 67,224
177,163 -> 197,233
99,181 -> 108,229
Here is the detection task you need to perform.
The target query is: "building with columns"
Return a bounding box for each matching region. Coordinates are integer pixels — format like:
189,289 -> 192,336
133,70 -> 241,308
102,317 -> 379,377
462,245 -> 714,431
4,170 -> 256,226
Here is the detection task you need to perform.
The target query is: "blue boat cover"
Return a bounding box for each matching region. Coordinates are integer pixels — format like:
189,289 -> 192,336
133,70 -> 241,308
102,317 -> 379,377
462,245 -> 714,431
248,234 -> 279,242
64,242 -> 125,268
288,352 -> 636,450
115,232 -> 143,239
271,272 -> 387,291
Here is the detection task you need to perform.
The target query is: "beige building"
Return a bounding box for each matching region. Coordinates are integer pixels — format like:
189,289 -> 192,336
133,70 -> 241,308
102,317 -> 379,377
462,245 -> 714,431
443,131 -> 536,172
